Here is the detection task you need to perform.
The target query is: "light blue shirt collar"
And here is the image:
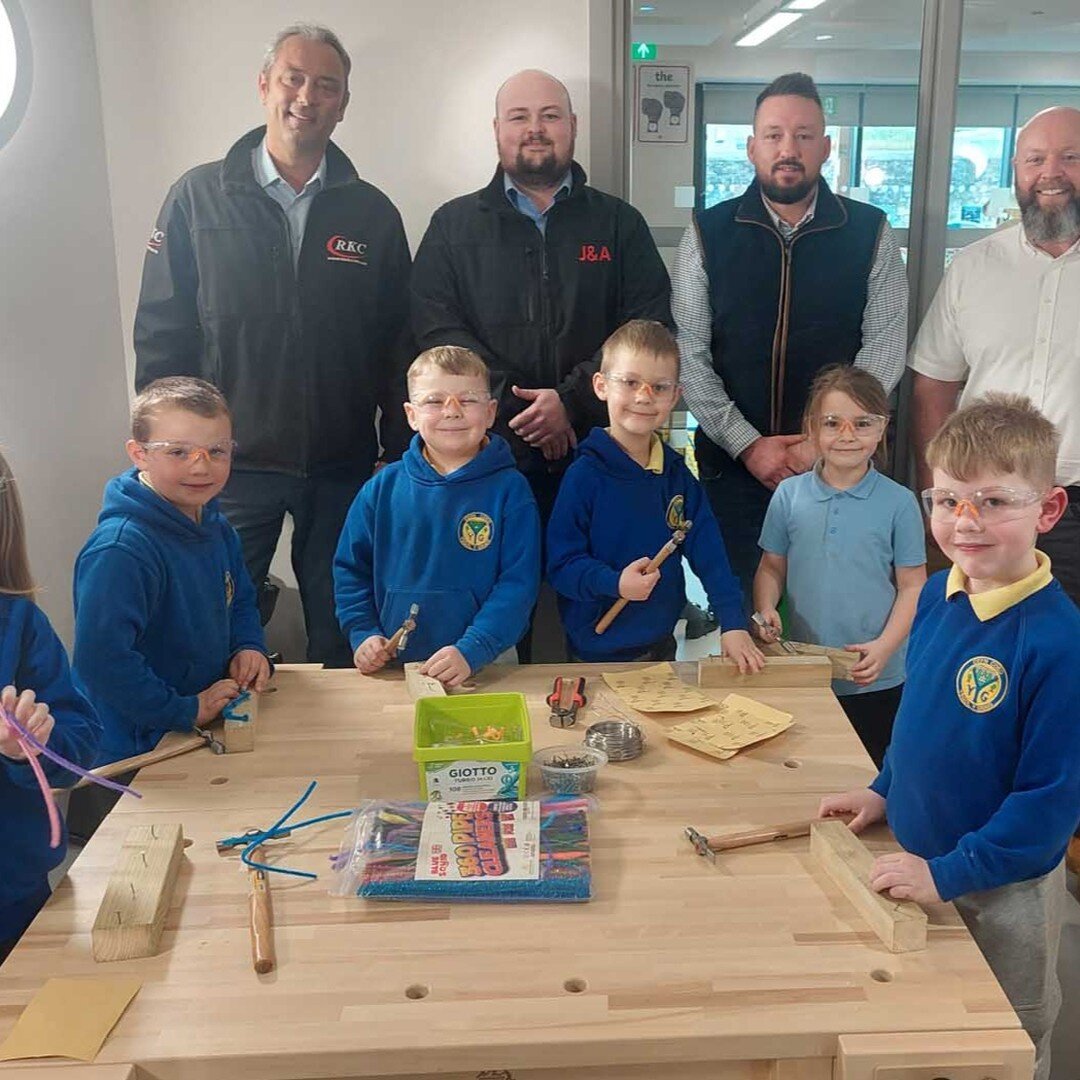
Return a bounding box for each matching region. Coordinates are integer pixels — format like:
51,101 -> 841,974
504,171 -> 572,234
808,461 -> 880,501
253,137 -> 326,197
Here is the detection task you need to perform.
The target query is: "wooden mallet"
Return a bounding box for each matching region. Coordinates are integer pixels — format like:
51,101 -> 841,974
595,521 -> 692,635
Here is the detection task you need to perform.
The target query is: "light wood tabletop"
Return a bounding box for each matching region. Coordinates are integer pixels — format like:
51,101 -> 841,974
0,663 -> 1033,1080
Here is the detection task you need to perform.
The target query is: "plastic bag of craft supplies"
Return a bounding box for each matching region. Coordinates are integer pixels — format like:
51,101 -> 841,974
329,797 -> 592,902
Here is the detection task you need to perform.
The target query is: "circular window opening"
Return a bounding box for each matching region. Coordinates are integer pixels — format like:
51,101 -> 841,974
0,0 -> 31,151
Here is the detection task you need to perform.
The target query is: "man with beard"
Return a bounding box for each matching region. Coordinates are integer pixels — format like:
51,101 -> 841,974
910,106 -> 1080,605
672,72 -> 908,600
133,25 -> 412,668
411,69 -> 671,525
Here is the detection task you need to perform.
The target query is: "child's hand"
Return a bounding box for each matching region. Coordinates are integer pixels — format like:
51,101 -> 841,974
354,635 -> 392,675
0,687 -> 54,761
619,557 -> 660,601
229,650 -> 271,692
869,852 -> 940,905
818,788 -> 886,833
752,608 -> 782,642
196,679 -> 240,725
845,638 -> 891,685
420,646 -> 471,688
720,629 -> 765,673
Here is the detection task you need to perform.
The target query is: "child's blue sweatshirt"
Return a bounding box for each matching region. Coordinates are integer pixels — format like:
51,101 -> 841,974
547,428 -> 746,661
73,469 -> 267,763
0,596 -> 100,932
333,434 -> 540,672
870,557 -> 1080,902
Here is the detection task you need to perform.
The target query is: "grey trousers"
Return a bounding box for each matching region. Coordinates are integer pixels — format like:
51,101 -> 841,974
952,862 -> 1065,1080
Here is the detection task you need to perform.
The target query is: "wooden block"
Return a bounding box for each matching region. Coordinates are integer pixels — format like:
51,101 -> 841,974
221,691 -> 258,754
810,820 -> 927,953
92,824 -> 185,962
405,662 -> 447,700
762,641 -> 859,679
698,655 -> 832,689
836,1030 -> 1034,1080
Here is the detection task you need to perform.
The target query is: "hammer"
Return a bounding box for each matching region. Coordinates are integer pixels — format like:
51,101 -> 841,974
217,828 -> 288,975
387,603 -> 419,656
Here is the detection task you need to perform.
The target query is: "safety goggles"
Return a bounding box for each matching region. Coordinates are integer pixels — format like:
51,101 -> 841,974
602,372 -> 678,399
409,393 -> 491,413
818,413 -> 887,436
140,440 -> 237,464
920,486 -> 1044,523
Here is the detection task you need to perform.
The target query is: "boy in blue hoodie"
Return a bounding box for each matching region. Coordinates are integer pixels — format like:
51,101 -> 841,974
73,378 -> 270,769
546,320 -> 763,668
334,347 -> 540,688
0,451 -> 100,960
820,395 -> 1080,1080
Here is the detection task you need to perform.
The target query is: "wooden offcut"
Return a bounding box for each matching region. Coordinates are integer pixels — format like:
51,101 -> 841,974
404,662 -> 446,700
222,692 -> 259,754
92,824 -> 185,962
698,654 -> 832,688
762,640 -> 860,679
810,820 -> 927,953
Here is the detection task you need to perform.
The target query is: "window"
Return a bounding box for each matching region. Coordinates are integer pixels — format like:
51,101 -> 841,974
0,0 -> 30,151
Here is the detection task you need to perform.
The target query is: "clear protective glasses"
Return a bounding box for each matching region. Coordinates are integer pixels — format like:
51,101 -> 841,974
410,392 -> 492,413
602,372 -> 678,399
920,486 -> 1044,524
818,413 -> 887,437
140,440 -> 237,464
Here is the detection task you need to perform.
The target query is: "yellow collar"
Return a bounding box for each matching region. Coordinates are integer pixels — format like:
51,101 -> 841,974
138,470 -> 201,524
422,437 -> 486,474
645,434 -> 665,474
945,549 -> 1053,621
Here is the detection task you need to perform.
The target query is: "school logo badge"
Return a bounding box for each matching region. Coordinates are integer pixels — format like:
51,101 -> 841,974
459,512 -> 494,551
955,655 -> 1007,713
146,227 -> 165,255
224,570 -> 235,608
665,494 -> 686,530
325,235 -> 368,264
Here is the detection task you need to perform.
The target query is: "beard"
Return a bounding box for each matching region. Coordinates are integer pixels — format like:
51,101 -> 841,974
759,162 -> 817,205
1017,183 -> 1080,246
507,140 -> 569,186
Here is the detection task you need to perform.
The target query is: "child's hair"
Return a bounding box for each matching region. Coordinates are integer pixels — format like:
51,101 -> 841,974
925,393 -> 1059,491
407,346 -> 490,395
0,452 -> 35,596
600,320 -> 679,376
131,377 -> 231,442
803,364 -> 890,467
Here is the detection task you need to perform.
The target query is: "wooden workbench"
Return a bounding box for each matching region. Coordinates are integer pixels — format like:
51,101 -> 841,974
0,664 -> 1032,1080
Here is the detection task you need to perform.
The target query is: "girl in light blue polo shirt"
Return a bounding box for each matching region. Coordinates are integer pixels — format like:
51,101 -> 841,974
752,367 -> 926,766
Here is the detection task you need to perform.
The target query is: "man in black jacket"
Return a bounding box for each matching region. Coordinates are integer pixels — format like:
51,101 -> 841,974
411,69 -> 671,524
133,24 -> 411,667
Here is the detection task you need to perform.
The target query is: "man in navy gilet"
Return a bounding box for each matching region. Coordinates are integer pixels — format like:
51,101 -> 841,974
672,73 -> 908,601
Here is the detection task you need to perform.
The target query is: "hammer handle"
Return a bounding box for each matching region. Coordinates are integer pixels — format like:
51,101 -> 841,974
595,537 -> 681,635
386,625 -> 407,654
68,730 -> 205,790
707,819 -> 817,852
249,868 -> 275,974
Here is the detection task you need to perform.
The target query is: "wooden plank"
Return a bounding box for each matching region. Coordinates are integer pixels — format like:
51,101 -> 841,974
405,662 -> 446,700
92,823 -> 185,962
836,1030 -> 1033,1080
698,655 -> 832,688
810,820 -> 927,953
0,1068 -> 140,1080
762,641 -> 859,679
222,692 -> 259,754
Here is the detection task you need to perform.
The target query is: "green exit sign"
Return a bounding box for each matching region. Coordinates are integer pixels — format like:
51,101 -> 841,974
822,94 -> 836,116
631,42 -> 657,61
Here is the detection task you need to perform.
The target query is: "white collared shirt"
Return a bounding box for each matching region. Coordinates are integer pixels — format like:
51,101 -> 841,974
251,138 -> 327,269
909,223 -> 1080,485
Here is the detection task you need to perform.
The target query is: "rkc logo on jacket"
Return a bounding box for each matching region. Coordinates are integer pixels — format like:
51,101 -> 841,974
326,235 -> 368,265
577,244 -> 612,262
459,512 -> 494,551
146,228 -> 165,255
955,655 -> 1007,713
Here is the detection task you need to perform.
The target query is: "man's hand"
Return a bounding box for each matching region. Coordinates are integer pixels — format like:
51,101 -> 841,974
509,386 -> 571,446
420,646 -> 471,688
229,649 -> 271,692
845,639 -> 891,685
740,434 -> 806,490
784,436 -> 817,474
720,629 -> 765,673
354,635 -> 392,675
538,427 -> 577,461
619,556 -> 660,601
818,788 -> 886,833
869,852 -> 941,905
0,686 -> 54,761
196,679 -> 241,726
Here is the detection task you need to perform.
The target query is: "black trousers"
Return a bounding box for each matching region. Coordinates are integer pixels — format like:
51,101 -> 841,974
837,684 -> 904,770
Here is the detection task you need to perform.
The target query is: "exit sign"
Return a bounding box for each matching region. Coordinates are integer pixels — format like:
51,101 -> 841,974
631,42 -> 657,60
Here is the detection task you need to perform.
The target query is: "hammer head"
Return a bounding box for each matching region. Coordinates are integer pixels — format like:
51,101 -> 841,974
684,825 -> 716,864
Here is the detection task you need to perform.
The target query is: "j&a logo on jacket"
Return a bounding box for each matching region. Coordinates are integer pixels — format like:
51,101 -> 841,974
577,244 -> 612,262
326,235 -> 368,264
459,512 -> 494,551
956,655 -> 1007,713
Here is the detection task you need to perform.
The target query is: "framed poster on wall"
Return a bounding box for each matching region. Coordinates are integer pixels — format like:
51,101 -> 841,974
635,64 -> 690,144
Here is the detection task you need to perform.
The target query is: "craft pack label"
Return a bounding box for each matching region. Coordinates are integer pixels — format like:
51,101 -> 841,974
416,800 -> 540,882
423,759 -> 521,801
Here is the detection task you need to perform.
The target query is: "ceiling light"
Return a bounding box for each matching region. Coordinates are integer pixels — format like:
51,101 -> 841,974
639,2 -> 656,10
735,11 -> 802,47
816,33 -> 833,39
785,0 -> 826,9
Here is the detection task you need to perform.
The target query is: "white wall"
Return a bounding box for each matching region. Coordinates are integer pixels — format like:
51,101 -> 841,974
90,0 -> 593,390
0,0 -> 129,644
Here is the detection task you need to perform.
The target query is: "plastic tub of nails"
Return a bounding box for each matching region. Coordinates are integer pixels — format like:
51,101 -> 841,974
532,745 -> 608,795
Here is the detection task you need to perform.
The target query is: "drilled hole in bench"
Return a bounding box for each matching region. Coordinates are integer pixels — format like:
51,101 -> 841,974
404,984 -> 429,1000
563,977 -> 587,994
783,758 -> 801,769
869,968 -> 893,983
210,777 -> 228,786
